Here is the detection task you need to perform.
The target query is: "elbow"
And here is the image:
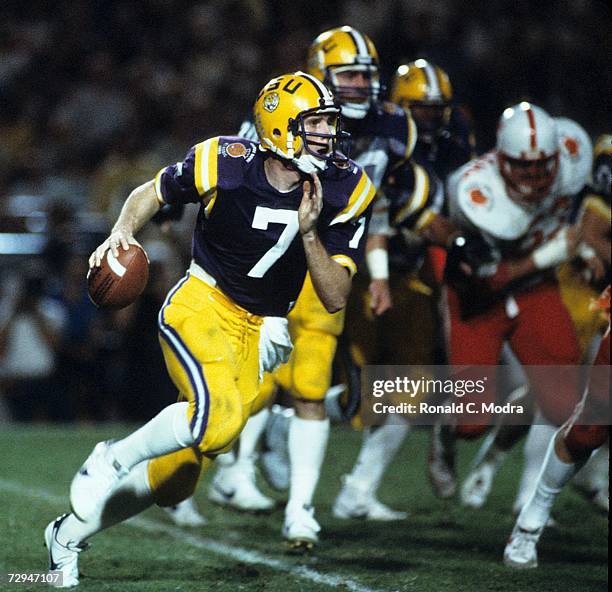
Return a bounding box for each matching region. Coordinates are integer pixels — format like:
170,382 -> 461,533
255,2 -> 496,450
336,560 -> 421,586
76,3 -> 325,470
322,293 -> 348,314
324,301 -> 345,315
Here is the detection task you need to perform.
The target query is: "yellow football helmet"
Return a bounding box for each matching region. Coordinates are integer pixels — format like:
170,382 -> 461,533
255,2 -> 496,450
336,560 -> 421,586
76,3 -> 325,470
253,71 -> 347,174
390,59 -> 452,140
307,26 -> 380,120
592,134 -> 611,200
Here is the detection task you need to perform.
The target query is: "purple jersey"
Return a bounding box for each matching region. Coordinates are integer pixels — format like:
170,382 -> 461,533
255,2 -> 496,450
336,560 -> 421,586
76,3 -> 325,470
155,136 -> 375,316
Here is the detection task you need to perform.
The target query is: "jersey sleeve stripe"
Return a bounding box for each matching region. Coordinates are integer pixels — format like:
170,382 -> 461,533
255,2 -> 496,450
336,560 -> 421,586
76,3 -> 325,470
194,137 -> 219,196
405,113 -> 417,159
331,254 -> 357,276
393,163 -> 429,225
582,195 -> 611,221
414,208 -> 436,232
154,168 -> 166,204
330,172 -> 375,225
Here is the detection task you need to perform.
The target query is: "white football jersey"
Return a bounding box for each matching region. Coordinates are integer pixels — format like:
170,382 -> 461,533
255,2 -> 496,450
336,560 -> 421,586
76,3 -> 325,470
447,118 -> 592,257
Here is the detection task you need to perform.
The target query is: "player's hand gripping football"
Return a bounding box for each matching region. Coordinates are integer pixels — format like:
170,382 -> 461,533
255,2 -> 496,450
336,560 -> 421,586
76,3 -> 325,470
299,173 -> 323,237
89,227 -> 142,268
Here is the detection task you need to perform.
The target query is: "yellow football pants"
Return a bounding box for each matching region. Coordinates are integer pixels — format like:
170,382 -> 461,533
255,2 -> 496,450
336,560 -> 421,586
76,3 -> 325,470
259,273 -> 345,403
558,262 -> 608,358
344,267 -> 438,428
147,273 -> 269,506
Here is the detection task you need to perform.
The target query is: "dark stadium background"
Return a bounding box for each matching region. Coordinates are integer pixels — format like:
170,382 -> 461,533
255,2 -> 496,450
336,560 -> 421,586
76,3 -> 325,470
0,0 -> 610,422
0,3 -> 608,591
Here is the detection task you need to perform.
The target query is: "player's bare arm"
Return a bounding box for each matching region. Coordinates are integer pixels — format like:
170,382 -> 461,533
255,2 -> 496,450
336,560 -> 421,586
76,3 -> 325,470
89,180 -> 161,268
578,203 -> 611,267
485,225 -> 578,291
365,233 -> 392,316
300,173 -> 351,314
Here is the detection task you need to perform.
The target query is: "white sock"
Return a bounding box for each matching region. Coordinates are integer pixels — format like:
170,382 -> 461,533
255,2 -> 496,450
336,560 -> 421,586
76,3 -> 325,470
349,415 -> 410,493
287,416 -> 330,510
513,413 -> 556,513
518,434 -> 586,531
237,408 -> 270,462
111,402 -> 194,470
574,442 -> 609,492
57,462 -> 153,545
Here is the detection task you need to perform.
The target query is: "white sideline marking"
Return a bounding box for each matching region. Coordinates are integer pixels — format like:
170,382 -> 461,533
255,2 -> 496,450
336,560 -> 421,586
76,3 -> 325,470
0,479 -> 384,592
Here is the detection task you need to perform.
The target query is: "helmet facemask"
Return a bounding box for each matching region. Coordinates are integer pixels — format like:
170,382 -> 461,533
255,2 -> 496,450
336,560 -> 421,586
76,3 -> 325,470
405,102 -> 451,143
498,152 -> 559,203
325,64 -> 380,120
288,106 -> 350,174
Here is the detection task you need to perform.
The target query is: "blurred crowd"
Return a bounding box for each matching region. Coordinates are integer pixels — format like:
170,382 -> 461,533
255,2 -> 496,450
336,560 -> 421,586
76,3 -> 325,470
0,0 -> 610,422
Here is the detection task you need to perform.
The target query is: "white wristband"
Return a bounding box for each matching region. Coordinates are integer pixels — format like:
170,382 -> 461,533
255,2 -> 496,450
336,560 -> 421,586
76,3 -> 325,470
576,242 -> 596,261
366,247 -> 389,280
532,227 -> 570,269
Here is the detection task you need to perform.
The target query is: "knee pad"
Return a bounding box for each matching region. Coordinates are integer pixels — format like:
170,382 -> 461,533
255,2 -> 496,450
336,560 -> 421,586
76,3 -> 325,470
148,447 -> 203,507
565,425 -> 609,457
197,390 -> 245,455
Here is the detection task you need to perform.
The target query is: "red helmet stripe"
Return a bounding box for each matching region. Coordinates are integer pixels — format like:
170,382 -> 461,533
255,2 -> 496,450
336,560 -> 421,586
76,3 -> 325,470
526,107 -> 537,150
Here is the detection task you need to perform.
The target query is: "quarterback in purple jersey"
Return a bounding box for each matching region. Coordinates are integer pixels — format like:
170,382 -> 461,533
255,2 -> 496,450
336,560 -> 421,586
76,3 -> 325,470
43,71 -> 375,587
155,134 -> 372,317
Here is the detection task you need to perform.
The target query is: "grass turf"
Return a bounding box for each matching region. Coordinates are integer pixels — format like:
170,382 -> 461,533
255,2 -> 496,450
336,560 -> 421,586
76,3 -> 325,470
0,424 -> 607,592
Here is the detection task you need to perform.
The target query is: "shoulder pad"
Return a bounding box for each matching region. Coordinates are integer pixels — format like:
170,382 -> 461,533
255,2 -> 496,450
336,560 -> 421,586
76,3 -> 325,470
450,155 -> 532,240
218,136 -> 258,162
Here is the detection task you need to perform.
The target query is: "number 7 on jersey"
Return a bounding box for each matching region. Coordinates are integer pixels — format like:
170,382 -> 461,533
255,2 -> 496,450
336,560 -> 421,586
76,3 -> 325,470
248,207 -> 299,278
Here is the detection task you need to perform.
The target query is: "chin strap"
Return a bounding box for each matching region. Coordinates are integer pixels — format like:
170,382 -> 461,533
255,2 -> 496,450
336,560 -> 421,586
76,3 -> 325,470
292,153 -> 327,174
341,102 -> 369,120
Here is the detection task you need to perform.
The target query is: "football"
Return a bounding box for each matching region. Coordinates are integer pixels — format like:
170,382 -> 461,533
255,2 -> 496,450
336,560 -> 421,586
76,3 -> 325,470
87,244 -> 149,309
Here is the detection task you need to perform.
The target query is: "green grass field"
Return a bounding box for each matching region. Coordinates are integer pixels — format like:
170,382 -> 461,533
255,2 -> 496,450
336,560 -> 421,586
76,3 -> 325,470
0,424 -> 607,592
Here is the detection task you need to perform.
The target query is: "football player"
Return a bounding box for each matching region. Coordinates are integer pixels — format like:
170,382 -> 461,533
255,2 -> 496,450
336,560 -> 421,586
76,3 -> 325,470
428,102 -> 593,500
342,60 -> 476,401
389,59 -> 476,180
43,72 -> 375,586
504,285 -> 610,568
460,134 -> 611,512
209,26 -> 419,533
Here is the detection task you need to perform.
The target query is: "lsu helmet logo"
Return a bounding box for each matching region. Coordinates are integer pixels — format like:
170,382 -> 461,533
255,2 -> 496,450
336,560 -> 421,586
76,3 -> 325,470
263,92 -> 280,112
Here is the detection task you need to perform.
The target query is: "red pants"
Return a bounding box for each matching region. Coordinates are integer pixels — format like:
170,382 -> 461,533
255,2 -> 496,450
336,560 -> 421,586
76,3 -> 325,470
444,281 -> 581,437
563,327 -> 610,456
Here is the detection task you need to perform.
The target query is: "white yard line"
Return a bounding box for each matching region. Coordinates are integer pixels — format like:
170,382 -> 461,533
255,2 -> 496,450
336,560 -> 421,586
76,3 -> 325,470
0,479 -> 386,592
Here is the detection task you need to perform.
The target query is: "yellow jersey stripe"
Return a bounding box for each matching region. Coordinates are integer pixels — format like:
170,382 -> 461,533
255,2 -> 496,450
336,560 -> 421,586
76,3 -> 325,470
582,195 -> 611,221
154,168 -> 166,204
405,112 -> 417,159
331,172 -> 375,225
332,254 -> 357,277
393,163 -> 429,225
204,191 -> 218,218
194,137 -> 220,196
414,208 -> 436,232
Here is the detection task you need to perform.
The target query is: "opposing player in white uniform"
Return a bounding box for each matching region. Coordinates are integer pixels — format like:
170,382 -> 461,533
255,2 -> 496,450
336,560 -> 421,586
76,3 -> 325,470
460,133 -> 610,513
429,102 -> 593,500
504,285 -> 609,568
